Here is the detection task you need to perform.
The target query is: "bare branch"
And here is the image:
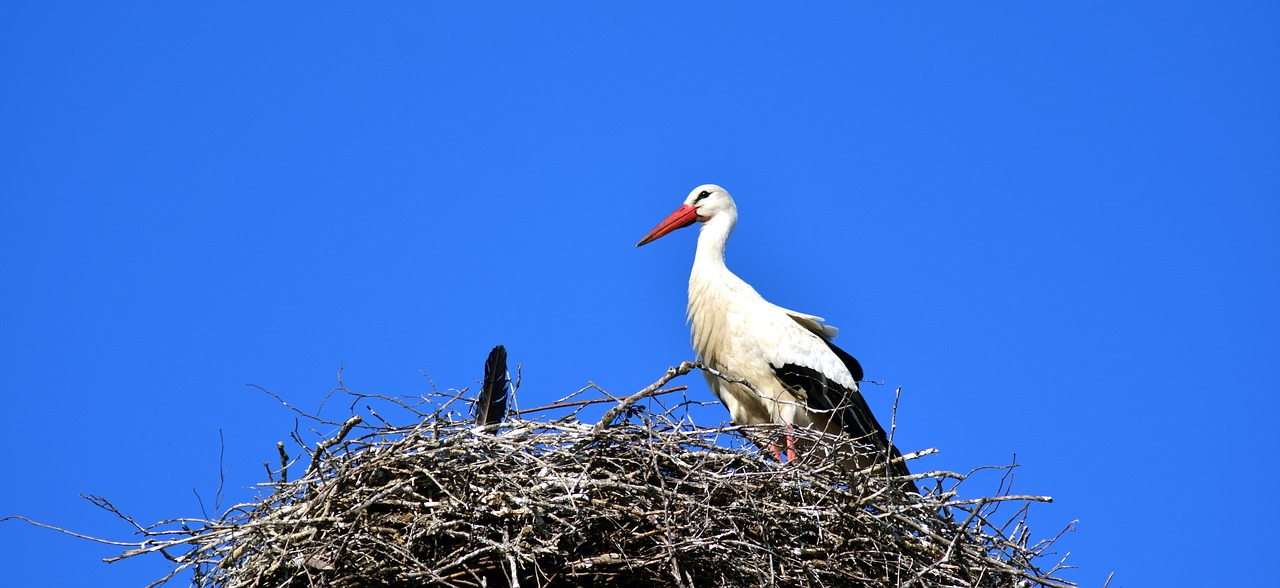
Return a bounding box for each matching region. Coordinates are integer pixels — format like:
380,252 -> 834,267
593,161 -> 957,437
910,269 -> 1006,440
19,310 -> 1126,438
593,361 -> 700,433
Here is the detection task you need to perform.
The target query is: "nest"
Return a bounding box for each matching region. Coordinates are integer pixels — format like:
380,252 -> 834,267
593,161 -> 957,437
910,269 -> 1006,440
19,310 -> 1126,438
50,362 -> 1075,587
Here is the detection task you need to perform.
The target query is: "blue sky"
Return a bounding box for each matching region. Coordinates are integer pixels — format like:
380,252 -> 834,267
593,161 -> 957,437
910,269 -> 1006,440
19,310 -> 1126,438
2,3 -> 1277,586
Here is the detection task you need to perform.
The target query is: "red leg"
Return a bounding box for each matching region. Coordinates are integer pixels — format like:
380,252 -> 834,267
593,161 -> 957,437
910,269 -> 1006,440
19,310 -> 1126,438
770,443 -> 784,462
778,406 -> 799,462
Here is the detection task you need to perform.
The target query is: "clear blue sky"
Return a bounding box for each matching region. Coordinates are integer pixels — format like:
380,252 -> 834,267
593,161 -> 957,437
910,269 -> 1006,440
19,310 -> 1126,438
2,3 -> 1277,586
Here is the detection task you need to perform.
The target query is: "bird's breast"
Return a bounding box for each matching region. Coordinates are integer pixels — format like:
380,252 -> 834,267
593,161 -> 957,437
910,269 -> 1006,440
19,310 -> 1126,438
687,271 -> 797,426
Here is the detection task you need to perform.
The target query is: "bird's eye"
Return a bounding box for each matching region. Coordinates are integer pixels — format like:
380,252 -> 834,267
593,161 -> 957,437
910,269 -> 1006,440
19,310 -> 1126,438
694,190 -> 712,203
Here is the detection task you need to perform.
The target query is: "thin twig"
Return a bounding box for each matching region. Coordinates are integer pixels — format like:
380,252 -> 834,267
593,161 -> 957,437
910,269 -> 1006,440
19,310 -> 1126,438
593,361 -> 699,433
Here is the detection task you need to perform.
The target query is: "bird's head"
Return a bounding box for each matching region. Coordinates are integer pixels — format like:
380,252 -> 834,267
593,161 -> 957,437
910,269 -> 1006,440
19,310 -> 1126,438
636,184 -> 737,247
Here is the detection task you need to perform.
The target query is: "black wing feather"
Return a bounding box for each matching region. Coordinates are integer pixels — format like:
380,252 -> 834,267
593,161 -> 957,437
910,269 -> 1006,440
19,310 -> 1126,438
824,337 -> 864,383
476,345 -> 509,426
774,339 -> 915,492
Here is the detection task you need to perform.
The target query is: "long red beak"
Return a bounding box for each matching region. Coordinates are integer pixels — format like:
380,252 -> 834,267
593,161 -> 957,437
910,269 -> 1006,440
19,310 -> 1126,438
636,204 -> 699,247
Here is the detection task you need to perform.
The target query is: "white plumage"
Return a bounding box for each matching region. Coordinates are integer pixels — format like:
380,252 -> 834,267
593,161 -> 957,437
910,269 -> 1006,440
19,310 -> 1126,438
638,184 -> 913,490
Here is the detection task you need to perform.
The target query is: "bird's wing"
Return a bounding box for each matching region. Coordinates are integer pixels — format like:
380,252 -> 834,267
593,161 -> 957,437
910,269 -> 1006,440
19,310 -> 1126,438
766,319 -> 913,489
770,340 -> 881,450
476,345 -> 509,426
780,307 -> 840,341
773,305 -> 863,414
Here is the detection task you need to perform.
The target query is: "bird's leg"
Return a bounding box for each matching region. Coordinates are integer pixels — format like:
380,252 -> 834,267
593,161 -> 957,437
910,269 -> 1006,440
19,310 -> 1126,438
767,437 -> 798,462
780,404 -> 798,462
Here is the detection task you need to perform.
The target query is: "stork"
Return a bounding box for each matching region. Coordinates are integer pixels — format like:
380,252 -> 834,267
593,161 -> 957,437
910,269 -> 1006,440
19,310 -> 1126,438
637,184 -> 915,492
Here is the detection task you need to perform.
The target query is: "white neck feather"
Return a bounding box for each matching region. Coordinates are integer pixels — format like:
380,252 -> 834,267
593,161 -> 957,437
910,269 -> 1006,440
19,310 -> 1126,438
687,213 -> 744,365
693,210 -> 734,272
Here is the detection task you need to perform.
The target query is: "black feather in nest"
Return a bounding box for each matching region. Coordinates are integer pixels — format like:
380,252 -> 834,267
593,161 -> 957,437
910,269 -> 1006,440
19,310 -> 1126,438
476,344 -> 509,426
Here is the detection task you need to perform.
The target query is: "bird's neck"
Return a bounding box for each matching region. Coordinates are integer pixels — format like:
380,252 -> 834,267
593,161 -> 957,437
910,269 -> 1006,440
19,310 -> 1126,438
687,215 -> 741,365
692,214 -> 734,274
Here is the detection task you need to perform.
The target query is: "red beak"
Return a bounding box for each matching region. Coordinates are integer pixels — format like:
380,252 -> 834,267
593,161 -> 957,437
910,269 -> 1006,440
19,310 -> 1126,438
636,204 -> 699,247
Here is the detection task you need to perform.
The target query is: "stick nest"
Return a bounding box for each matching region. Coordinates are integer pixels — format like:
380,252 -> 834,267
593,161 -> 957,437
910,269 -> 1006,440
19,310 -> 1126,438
73,363 -> 1075,587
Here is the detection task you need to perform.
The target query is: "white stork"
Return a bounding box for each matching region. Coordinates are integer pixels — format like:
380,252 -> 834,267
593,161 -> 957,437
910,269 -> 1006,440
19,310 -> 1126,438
637,184 -> 915,492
